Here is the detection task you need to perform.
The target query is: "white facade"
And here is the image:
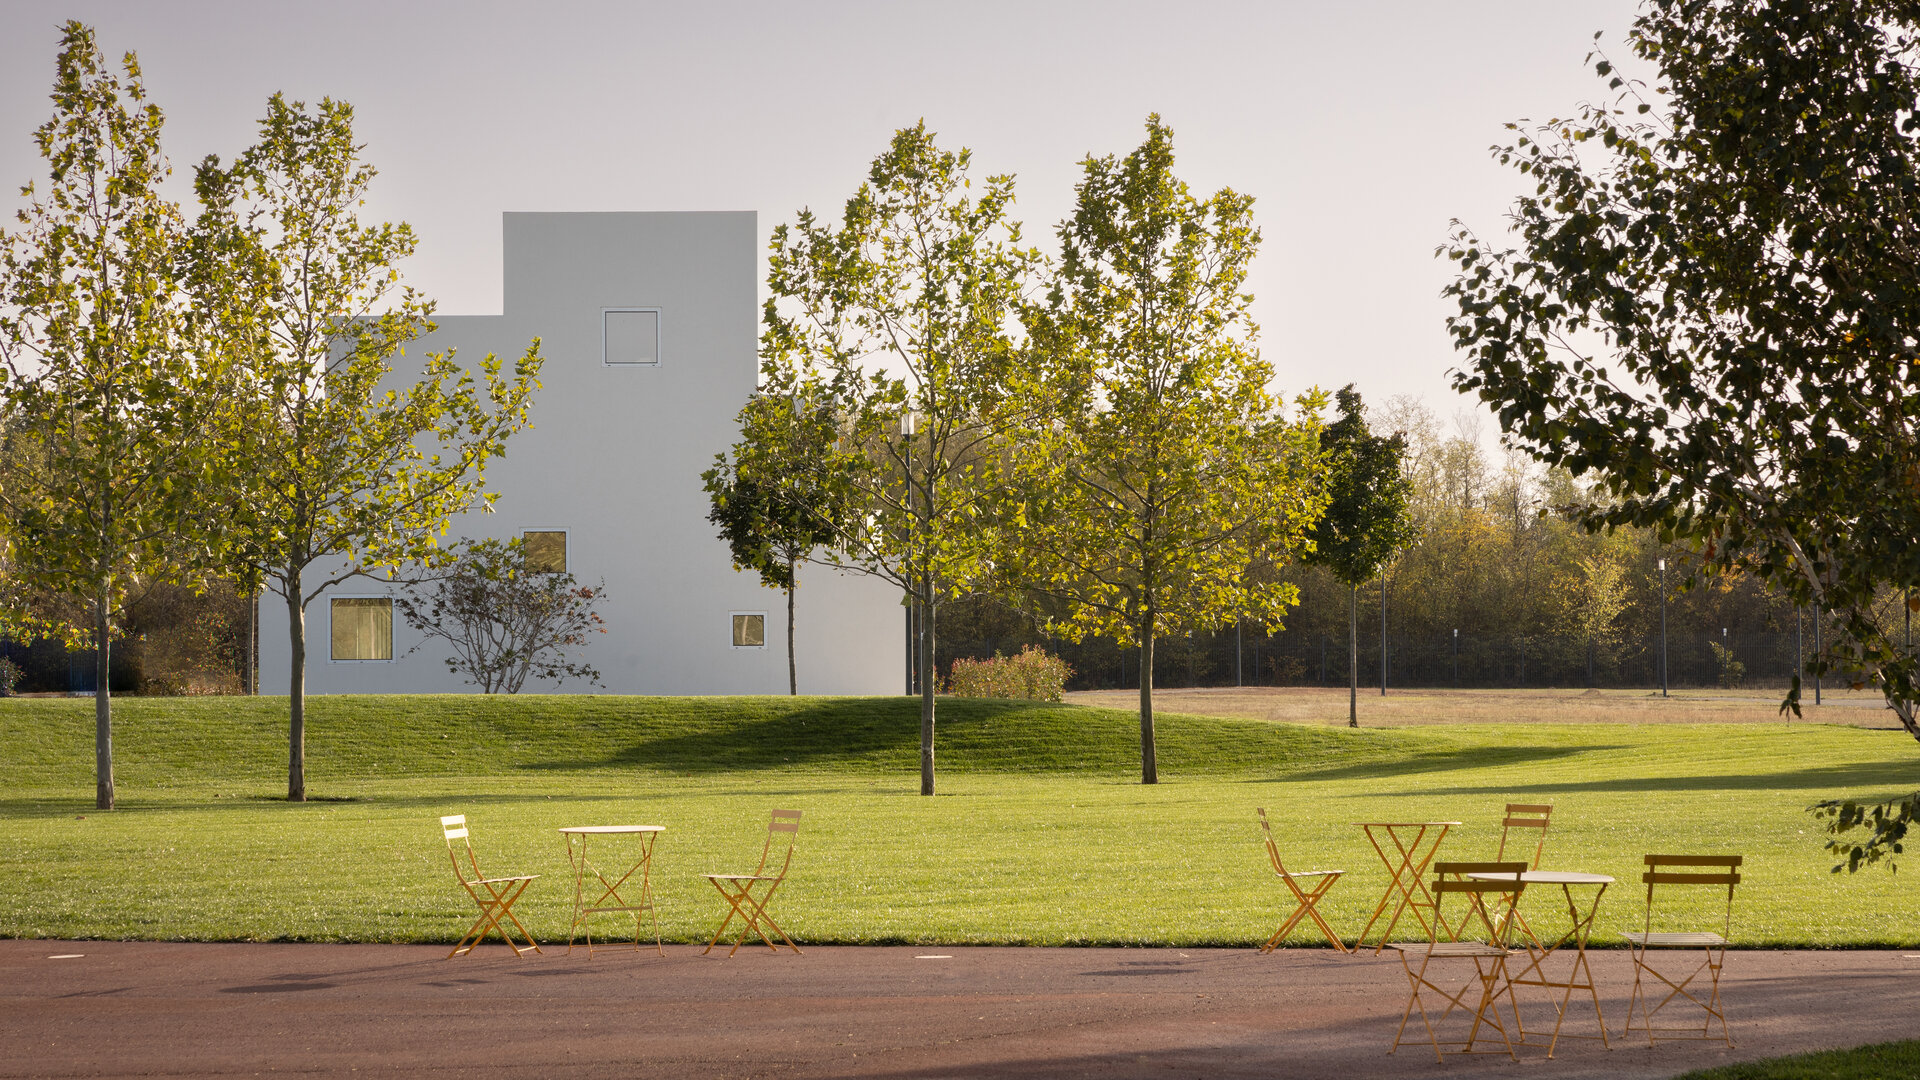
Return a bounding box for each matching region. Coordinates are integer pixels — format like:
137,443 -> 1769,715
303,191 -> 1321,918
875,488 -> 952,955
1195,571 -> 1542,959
257,211 -> 901,695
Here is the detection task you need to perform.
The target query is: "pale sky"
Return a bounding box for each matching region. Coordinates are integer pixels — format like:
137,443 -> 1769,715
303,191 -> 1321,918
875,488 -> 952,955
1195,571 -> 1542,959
0,0 -> 1646,420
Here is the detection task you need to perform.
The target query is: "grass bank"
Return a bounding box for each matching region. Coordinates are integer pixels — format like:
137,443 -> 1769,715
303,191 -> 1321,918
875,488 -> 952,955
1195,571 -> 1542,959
0,694 -> 1915,947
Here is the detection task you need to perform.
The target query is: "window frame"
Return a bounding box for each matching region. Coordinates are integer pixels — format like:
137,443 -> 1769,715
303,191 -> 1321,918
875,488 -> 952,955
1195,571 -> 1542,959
521,528 -> 570,574
730,611 -> 768,650
328,595 -> 396,663
602,307 -> 662,367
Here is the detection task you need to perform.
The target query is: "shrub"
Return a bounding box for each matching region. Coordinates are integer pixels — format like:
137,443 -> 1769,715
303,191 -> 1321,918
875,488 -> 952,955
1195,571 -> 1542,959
0,656 -> 18,697
946,646 -> 1072,702
1711,641 -> 1746,689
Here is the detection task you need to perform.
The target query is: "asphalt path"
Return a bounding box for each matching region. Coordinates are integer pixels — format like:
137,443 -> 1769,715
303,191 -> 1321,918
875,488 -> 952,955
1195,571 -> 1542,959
6,940 -> 1917,1078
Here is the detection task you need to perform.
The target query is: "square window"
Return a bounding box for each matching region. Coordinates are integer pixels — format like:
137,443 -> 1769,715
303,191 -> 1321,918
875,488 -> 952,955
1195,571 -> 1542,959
523,530 -> 567,573
732,613 -> 766,649
604,308 -> 659,365
331,597 -> 393,661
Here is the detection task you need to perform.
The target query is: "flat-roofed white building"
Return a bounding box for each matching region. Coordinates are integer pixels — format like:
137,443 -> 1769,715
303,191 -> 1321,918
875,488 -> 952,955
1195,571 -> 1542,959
257,211 -> 901,695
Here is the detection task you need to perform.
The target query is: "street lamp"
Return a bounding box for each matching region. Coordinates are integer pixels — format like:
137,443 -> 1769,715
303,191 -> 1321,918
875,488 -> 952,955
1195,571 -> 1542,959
901,408 -> 918,696
1657,558 -> 1668,698
1452,628 -> 1459,687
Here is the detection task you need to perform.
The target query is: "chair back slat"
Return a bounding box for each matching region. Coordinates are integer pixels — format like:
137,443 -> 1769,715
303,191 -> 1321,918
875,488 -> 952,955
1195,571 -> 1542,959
1645,854 -> 1743,867
1496,803 -> 1551,869
1645,871 -> 1741,885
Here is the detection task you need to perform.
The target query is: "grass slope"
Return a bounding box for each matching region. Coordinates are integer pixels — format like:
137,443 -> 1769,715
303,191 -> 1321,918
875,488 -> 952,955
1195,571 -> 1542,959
1,694 -> 1916,948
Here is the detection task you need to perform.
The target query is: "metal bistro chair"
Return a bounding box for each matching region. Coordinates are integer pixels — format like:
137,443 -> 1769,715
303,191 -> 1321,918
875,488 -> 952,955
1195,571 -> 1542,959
702,809 -> 802,957
1388,861 -> 1529,1063
440,814 -> 541,959
1256,808 -> 1348,953
1621,854 -> 1743,1048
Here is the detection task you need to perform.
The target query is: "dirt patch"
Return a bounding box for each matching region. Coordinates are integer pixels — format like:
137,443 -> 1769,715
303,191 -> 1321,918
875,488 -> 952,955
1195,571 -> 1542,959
1064,685 -> 1900,727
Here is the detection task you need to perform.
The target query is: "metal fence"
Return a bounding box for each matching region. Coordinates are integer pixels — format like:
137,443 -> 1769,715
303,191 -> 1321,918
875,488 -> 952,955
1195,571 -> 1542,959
1024,630 -> 1846,693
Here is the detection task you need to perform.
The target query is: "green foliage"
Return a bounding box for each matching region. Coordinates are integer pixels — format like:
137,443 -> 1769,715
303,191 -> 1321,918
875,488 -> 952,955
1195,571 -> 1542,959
762,121 -> 1037,792
391,537 -> 606,694
1811,791 -> 1917,873
1002,115 -> 1326,779
1442,0 -> 1920,741
0,23 -> 236,809
190,91 -> 542,799
946,645 -> 1071,701
1303,385 -> 1414,589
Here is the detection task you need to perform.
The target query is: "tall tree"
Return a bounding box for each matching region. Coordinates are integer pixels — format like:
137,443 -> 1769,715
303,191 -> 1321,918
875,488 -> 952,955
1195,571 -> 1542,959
1441,1 -> 1920,861
1302,385 -> 1415,726
0,23 -> 231,809
703,381 -> 850,695
193,94 -> 541,801
762,121 -> 1034,795
1003,115 -> 1326,781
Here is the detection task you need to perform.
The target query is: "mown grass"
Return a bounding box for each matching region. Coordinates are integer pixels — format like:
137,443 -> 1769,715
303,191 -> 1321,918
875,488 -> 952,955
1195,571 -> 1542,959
1673,1040 -> 1920,1079
1,694 -> 1916,947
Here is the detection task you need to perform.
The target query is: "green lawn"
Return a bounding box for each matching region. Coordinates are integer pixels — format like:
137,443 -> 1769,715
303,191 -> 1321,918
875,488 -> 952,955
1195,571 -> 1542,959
1673,1040 -> 1920,1079
0,694 -> 1915,947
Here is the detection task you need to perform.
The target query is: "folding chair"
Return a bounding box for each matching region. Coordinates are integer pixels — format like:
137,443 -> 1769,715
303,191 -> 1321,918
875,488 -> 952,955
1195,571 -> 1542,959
1497,803 -> 1552,869
702,809 -> 802,957
1621,854 -> 1742,1047
1388,861 -> 1528,1063
1255,808 -> 1347,953
440,814 -> 541,959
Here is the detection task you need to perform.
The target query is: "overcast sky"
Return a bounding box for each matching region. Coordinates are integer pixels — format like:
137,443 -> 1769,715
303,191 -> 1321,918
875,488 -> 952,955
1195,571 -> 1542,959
0,0 -> 1646,425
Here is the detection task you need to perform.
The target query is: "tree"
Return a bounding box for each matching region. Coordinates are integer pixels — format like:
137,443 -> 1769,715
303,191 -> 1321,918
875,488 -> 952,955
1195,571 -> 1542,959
0,23 -> 233,809
703,383 -> 849,695
392,536 -> 605,693
762,122 -> 1034,795
193,94 -> 542,800
1002,115 -> 1326,781
1301,385 -> 1414,726
1441,0 -> 1920,862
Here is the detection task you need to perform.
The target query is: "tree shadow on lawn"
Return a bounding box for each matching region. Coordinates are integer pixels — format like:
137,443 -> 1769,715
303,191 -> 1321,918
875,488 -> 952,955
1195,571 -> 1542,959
1263,743 -> 1623,784
1347,757 -> 1919,796
514,698 -> 1097,775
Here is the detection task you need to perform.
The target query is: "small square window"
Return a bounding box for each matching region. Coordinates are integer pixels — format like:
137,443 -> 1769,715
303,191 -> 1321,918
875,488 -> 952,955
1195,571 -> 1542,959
331,597 -> 393,661
604,309 -> 659,365
732,613 -> 766,649
523,530 -> 567,573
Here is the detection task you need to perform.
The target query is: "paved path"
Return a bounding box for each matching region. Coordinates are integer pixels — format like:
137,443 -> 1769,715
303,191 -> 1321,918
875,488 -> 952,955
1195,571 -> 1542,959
5,941 -> 1917,1078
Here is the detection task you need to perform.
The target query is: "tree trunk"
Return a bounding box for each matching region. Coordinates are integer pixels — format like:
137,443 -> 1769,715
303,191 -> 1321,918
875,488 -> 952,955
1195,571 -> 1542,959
93,590 -> 114,810
286,588 -> 307,802
1139,620 -> 1158,784
786,568 -> 797,696
1348,583 -> 1359,728
918,574 -> 936,796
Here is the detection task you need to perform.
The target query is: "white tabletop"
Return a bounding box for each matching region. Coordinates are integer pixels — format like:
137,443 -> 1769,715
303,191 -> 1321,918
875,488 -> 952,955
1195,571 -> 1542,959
1467,870 -> 1612,885
559,825 -> 666,835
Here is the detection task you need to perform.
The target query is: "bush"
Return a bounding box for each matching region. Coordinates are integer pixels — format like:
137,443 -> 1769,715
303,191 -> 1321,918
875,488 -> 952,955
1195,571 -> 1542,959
1711,641 -> 1746,689
0,656 -> 18,696
946,646 -> 1072,702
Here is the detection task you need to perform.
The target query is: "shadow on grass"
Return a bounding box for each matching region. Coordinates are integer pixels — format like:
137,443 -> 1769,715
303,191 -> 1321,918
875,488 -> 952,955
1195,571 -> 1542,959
1359,758 -> 1920,796
515,698 -> 1157,775
1263,743 -> 1622,784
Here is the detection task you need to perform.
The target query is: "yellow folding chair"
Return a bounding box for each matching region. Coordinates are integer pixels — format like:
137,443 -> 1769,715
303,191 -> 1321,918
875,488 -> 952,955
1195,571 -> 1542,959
1621,854 -> 1742,1047
1388,861 -> 1528,1063
1255,808 -> 1347,953
440,814 -> 541,959
1497,803 -> 1552,869
702,809 -> 802,957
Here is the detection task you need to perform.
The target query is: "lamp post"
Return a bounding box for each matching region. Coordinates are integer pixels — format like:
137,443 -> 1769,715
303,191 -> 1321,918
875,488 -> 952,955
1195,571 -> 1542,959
1380,572 -> 1388,697
901,408 -> 918,697
1452,628 -> 1459,687
1657,558 -> 1668,698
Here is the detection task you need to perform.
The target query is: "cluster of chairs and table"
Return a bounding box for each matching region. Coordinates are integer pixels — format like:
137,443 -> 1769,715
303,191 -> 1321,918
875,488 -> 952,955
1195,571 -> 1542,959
438,809 -> 803,961
1257,803 -> 1743,1062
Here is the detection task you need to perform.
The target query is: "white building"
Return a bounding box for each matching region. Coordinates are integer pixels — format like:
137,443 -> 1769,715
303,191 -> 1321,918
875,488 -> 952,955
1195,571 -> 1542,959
257,211 -> 901,696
